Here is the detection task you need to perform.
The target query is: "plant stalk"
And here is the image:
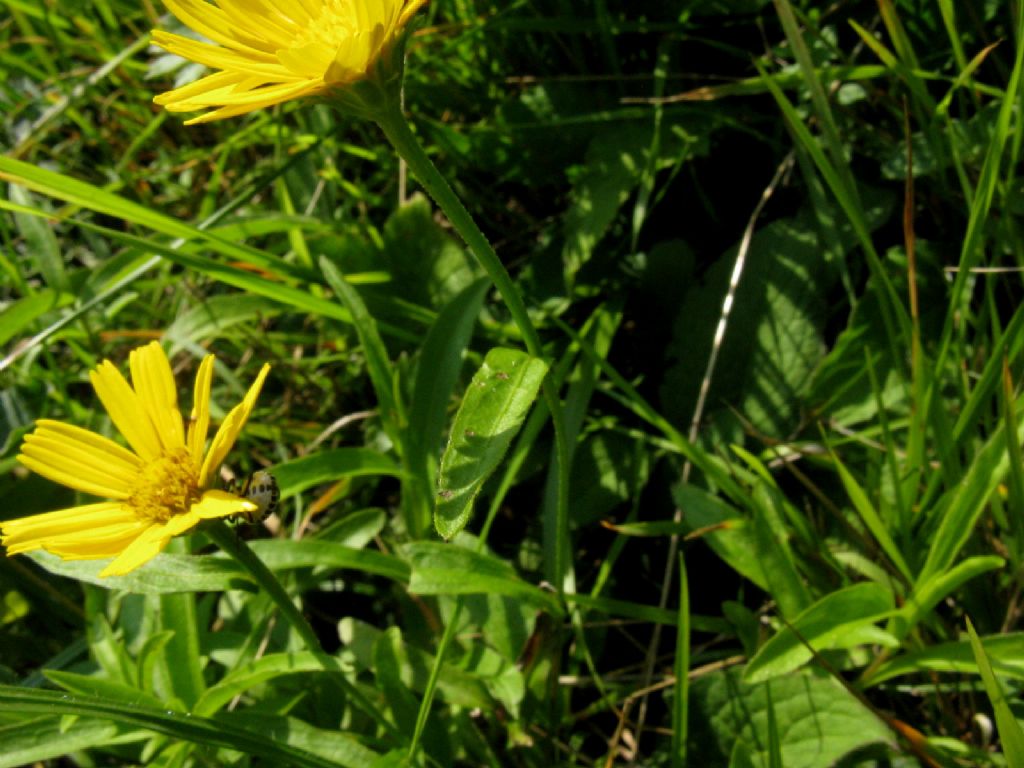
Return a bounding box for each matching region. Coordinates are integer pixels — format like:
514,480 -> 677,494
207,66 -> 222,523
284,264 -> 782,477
374,104 -> 572,591
205,521 -> 322,652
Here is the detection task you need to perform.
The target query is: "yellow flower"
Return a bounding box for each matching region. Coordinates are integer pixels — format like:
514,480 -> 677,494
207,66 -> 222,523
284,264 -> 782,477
152,0 -> 427,124
2,342 -> 270,577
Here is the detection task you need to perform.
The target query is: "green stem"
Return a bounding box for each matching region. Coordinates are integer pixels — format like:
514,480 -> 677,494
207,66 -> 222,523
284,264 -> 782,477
205,521 -> 322,652
205,521 -> 398,737
374,104 -> 572,591
374,103 -> 573,764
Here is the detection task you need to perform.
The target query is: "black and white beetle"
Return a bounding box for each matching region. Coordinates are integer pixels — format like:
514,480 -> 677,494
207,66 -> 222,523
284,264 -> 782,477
233,470 -> 280,524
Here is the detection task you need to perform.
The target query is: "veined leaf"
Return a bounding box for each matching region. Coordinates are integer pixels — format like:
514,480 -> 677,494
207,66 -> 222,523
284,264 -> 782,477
434,348 -> 548,540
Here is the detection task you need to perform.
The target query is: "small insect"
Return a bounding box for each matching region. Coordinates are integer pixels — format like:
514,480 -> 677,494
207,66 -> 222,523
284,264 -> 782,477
231,470 -> 280,524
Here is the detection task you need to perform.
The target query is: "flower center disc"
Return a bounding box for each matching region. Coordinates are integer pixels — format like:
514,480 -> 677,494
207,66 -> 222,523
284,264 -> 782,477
128,448 -> 198,523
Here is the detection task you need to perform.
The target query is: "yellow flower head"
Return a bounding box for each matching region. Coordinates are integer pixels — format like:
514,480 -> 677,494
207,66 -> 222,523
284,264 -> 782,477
152,0 -> 427,124
2,342 -> 270,577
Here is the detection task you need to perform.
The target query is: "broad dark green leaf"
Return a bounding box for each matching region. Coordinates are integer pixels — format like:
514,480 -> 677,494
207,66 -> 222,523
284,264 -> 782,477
688,667 -> 893,766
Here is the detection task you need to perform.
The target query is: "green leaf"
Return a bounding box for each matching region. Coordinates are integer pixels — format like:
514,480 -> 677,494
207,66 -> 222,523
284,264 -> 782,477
660,213 -> 844,440
9,184 -> 67,292
672,553 -> 690,768
966,617 -> 1024,764
744,583 -> 895,684
0,290 -> 74,348
673,483 -> 811,617
894,556 -> 1004,640
217,712 -> 382,768
830,450 -> 913,582
26,551 -> 253,593
0,715 -> 147,768
863,632 -> 1024,686
688,667 -> 893,766
403,541 -> 561,616
246,540 -> 410,583
271,449 -> 404,499
165,294 -> 283,352
0,685 -> 346,768
434,348 -> 548,539
26,540 -> 409,593
340,618 -> 493,711
45,671 -> 165,709
194,652 -> 355,716
381,195 -> 479,308
0,156 -> 304,281
153,589 -> 205,708
405,278 -> 490,533
319,257 -> 400,437
562,122 -> 696,286
373,627 -> 422,734
916,409 -> 1023,584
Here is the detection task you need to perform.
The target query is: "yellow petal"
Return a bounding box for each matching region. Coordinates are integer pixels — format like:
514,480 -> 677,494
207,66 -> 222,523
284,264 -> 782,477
17,422 -> 141,499
28,522 -> 151,559
326,25 -> 385,83
129,342 -> 186,453
152,0 -> 424,123
397,0 -> 427,28
199,363 -> 270,487
90,360 -> 163,463
98,517 -> 195,577
32,419 -> 143,471
1,501 -> 134,550
193,489 -> 258,519
187,355 -> 215,470
152,32 -> 289,75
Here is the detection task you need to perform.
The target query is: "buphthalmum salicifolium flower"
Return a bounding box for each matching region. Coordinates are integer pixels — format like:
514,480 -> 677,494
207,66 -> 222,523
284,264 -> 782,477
1,342 -> 270,577
151,0 -> 428,124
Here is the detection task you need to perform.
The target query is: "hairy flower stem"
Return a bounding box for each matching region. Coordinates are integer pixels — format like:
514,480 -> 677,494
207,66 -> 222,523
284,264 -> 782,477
205,520 -> 397,735
205,521 -> 322,651
374,104 -> 572,589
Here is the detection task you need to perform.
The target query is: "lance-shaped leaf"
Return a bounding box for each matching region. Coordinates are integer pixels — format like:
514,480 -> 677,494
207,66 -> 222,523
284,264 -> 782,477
435,348 -> 548,539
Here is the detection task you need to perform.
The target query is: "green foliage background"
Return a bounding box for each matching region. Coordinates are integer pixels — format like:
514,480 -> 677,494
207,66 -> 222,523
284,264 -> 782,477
2,0 -> 1024,765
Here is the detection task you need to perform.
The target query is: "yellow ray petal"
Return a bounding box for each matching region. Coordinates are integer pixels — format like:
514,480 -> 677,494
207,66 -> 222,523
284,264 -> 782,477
326,25 -> 385,83
90,360 -> 163,463
187,355 -> 215,470
199,363 -> 271,486
151,32 -> 288,74
162,0 -> 278,56
22,521 -> 151,559
98,517 -> 194,577
1,502 -> 133,547
193,488 -> 258,519
397,0 -> 427,28
152,0 -> 426,123
32,420 -> 143,472
130,343 -> 186,453
19,432 -> 137,497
